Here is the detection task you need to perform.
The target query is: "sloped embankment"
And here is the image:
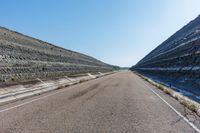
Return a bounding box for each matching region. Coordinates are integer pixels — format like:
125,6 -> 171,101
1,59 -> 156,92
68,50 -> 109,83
132,15 -> 200,102
0,27 -> 117,82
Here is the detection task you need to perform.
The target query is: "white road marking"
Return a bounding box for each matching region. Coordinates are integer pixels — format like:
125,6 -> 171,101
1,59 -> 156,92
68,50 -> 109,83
137,77 -> 200,133
0,72 -> 199,132
0,86 -> 74,113
0,73 -> 109,113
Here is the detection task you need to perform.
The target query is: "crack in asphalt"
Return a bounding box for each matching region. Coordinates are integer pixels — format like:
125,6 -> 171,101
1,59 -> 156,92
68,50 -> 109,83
183,106 -> 200,128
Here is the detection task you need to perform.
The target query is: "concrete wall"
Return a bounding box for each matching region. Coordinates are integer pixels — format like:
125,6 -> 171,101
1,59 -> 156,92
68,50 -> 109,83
0,27 -> 116,82
132,15 -> 200,98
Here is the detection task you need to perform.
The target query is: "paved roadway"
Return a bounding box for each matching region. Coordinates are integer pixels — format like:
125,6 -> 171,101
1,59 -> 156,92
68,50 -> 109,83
0,71 -> 199,133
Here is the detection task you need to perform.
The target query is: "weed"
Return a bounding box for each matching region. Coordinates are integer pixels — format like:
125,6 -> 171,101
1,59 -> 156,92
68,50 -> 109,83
157,85 -> 164,91
164,89 -> 171,95
188,103 -> 197,112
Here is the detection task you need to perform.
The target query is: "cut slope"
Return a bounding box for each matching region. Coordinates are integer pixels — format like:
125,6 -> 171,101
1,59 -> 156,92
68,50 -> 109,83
132,15 -> 200,102
0,27 -> 117,82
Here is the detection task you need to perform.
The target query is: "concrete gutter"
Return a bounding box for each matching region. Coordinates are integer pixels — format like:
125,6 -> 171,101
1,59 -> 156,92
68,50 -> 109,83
133,71 -> 200,117
0,71 -> 116,106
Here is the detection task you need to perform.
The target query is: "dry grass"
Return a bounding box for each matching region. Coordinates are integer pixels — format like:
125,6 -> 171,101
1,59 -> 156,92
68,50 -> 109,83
135,72 -> 200,117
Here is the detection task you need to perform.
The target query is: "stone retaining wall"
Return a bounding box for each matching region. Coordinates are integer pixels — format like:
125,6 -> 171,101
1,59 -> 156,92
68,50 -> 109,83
0,27 -> 116,82
132,15 -> 200,100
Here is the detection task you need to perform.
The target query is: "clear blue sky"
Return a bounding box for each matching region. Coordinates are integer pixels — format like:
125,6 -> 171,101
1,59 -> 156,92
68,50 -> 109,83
0,0 -> 200,67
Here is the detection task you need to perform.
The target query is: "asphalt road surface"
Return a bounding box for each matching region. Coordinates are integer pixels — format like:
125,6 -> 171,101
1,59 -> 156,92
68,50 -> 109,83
0,71 -> 200,133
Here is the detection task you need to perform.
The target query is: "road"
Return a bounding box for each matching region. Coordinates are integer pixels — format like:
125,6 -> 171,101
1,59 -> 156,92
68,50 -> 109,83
0,71 -> 199,133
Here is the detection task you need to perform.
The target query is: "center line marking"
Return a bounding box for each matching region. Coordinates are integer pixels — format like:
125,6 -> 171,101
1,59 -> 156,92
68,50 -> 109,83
136,76 -> 200,133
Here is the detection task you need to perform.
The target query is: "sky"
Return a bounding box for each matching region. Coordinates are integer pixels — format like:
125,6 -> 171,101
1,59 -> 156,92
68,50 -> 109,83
0,0 -> 200,67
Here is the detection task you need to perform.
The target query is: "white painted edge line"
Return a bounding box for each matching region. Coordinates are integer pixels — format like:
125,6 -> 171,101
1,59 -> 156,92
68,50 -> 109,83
0,72 -> 115,113
137,78 -> 200,133
0,72 -> 113,113
0,86 -> 74,113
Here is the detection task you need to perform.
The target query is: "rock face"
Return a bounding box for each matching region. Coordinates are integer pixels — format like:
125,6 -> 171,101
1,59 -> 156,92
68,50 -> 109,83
0,27 -> 116,82
132,15 -> 200,101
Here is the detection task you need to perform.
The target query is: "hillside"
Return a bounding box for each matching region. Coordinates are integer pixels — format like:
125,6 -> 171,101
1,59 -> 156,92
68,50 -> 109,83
132,15 -> 200,101
0,27 -> 117,82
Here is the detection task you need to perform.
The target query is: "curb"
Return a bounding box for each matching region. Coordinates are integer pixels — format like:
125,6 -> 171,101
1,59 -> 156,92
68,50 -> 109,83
134,71 -> 200,117
0,71 -> 116,106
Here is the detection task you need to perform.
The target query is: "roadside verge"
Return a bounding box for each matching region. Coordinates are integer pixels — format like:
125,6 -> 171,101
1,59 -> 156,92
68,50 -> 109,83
0,71 -> 116,106
133,71 -> 200,117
